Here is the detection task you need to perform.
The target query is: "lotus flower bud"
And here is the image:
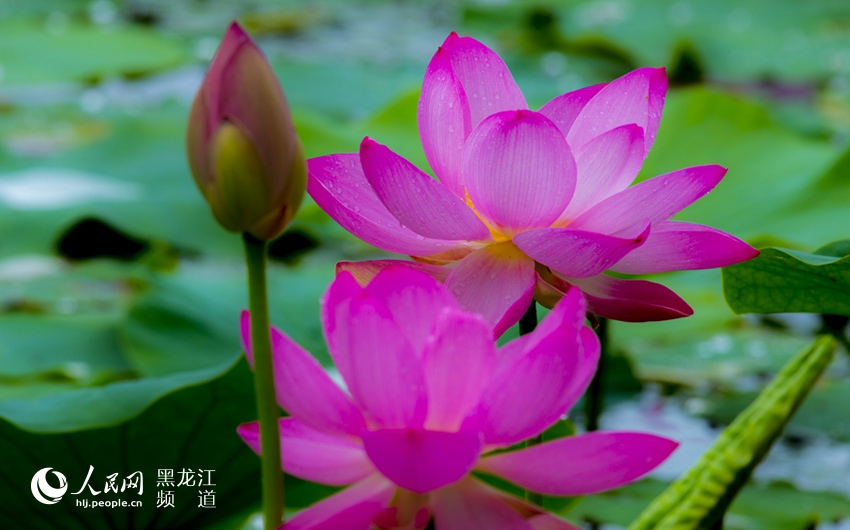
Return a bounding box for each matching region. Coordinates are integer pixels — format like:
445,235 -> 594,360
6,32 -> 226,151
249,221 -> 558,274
187,21 -> 305,241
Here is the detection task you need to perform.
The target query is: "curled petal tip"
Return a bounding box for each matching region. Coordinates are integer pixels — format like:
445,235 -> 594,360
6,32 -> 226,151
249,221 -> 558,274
444,31 -> 461,44
224,20 -> 250,42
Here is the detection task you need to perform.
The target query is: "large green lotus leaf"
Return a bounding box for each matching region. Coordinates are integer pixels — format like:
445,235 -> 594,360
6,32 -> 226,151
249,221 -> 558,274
764,147 -> 850,245
0,20 -> 187,85
120,275 -> 242,378
640,88 -> 837,244
0,262 -> 240,431
359,88 -> 428,171
0,359 -> 261,530
625,328 -> 810,388
628,336 -> 836,530
722,247 -> 850,316
0,314 -> 130,379
121,258 -> 337,373
0,1 -> 89,17
0,260 -> 142,404
0,99 -> 379,260
613,270 -> 740,343
0,356 -> 237,432
470,0 -> 850,81
270,58 -> 423,121
569,479 -> 850,530
708,379 -> 850,442
607,270 -> 807,387
293,110 -> 362,159
0,255 -> 336,432
0,103 -> 238,259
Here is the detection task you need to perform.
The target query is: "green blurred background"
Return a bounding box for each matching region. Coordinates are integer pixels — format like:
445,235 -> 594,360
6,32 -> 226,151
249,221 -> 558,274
2,1 -> 850,529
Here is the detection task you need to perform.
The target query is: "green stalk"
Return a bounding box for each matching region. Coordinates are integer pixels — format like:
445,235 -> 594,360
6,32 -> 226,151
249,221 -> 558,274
519,299 -> 538,336
585,317 -> 608,432
243,233 -> 284,530
519,300 -> 545,507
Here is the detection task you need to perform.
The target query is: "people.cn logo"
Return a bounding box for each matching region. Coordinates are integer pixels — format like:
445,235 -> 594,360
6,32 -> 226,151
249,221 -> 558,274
31,468 -> 68,504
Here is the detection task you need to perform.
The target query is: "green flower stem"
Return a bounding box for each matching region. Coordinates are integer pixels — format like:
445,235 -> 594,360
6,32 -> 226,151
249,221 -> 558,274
585,317 -> 609,432
243,233 -> 284,530
519,300 -> 545,506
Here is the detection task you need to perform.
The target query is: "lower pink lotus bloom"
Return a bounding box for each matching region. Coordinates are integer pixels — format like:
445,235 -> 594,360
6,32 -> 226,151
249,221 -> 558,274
308,33 -> 758,335
238,267 -> 677,529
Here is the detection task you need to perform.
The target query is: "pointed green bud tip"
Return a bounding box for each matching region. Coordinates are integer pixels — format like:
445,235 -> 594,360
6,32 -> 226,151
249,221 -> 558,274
186,20 -> 306,240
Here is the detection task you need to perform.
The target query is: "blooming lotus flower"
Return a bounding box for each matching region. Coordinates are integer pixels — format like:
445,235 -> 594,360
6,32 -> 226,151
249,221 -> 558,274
308,33 -> 758,335
238,267 -> 677,530
187,21 -> 306,240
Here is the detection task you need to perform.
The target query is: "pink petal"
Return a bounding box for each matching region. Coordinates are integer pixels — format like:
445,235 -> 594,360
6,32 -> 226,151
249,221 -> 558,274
482,485 -> 580,528
525,286 -> 586,344
362,429 -> 482,494
238,419 -> 374,485
432,478 -> 534,530
203,23 -> 249,131
611,220 -> 759,274
494,334 -> 534,375
422,310 -> 496,431
444,243 -> 536,337
538,83 -> 606,138
528,514 -> 583,530
462,110 -> 575,233
570,165 -> 727,234
567,274 -> 693,321
438,33 -> 527,128
337,259 -> 451,287
418,33 -> 527,197
285,475 -> 396,530
360,138 -> 491,241
307,153 -> 457,255
521,287 -> 600,415
560,326 -> 601,413
464,311 -> 583,446
567,67 -> 667,154
478,432 -> 678,496
322,276 -> 427,428
559,123 -> 645,221
237,421 -> 261,452
320,271 -> 364,356
270,328 -> 367,435
500,288 -> 598,417
372,496 -> 431,530
513,221 -> 650,278
203,23 -> 299,201
418,41 -> 473,197
364,265 -> 461,355
240,312 -> 367,436
239,309 -> 254,367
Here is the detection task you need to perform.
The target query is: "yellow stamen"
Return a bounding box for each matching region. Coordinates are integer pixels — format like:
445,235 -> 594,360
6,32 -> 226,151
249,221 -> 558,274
465,191 -> 510,242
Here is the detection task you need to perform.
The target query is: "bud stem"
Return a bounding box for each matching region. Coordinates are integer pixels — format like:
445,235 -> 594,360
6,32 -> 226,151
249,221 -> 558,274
243,233 -> 284,530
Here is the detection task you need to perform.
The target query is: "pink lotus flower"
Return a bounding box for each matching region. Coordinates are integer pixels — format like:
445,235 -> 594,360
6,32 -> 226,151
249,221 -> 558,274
238,267 -> 677,529
308,33 -> 758,335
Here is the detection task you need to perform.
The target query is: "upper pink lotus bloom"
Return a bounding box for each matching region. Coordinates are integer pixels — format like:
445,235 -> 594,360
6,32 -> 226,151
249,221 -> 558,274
308,33 -> 758,335
238,267 -> 677,530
